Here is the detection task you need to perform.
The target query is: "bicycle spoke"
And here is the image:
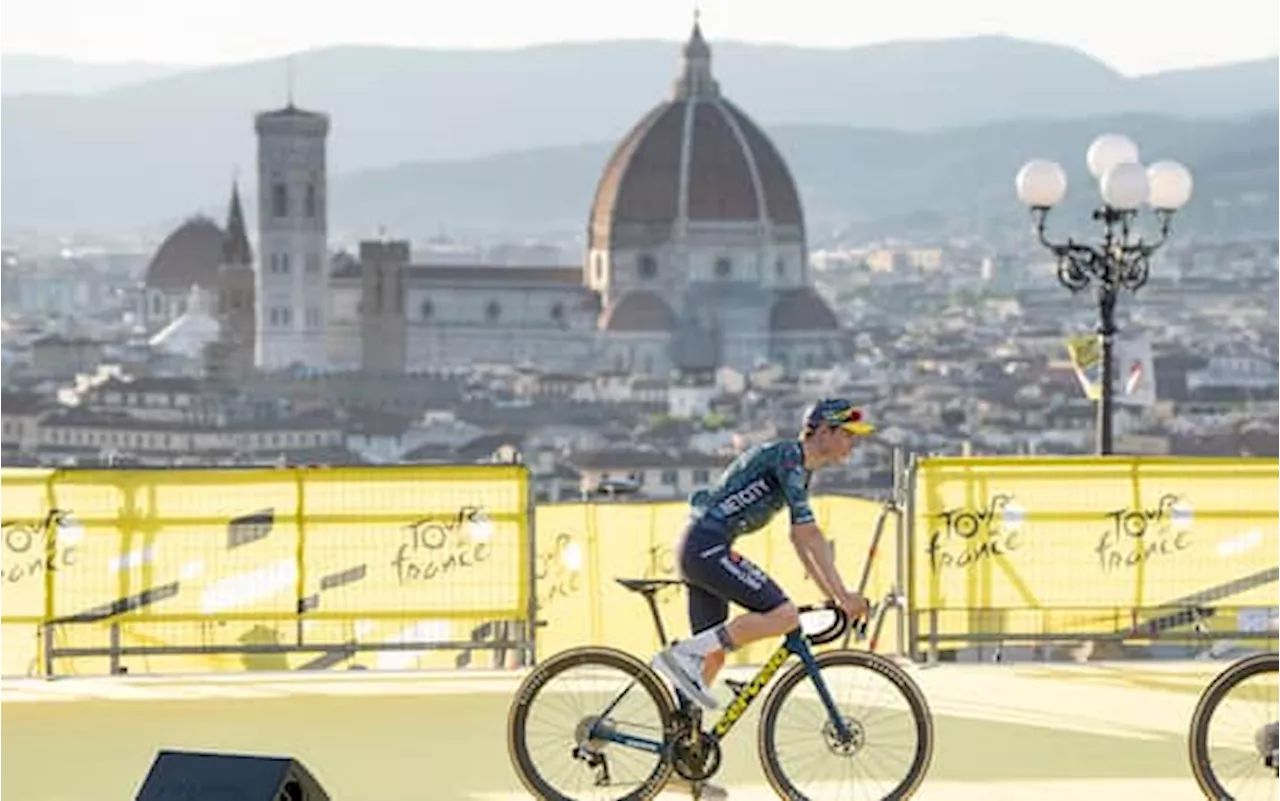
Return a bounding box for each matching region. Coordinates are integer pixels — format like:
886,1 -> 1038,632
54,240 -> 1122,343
773,665 -> 916,788
761,652 -> 932,801
1192,653 -> 1278,801
1206,669 -> 1278,801
509,649 -> 675,801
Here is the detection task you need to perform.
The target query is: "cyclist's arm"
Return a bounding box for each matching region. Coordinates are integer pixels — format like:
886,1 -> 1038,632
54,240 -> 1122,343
779,464 -> 848,602
791,522 -> 846,601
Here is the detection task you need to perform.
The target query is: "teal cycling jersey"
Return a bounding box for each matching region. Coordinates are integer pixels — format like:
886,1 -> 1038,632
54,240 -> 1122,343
688,439 -> 815,540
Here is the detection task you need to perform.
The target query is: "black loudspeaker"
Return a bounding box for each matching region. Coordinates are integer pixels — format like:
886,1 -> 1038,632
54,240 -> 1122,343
135,750 -> 332,801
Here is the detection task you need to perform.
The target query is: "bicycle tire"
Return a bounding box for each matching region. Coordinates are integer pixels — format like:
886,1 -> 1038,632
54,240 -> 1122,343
1188,651 -> 1278,800
507,646 -> 679,801
758,650 -> 934,801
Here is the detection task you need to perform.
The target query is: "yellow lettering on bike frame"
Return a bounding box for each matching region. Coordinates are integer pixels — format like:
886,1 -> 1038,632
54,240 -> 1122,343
711,644 -> 791,738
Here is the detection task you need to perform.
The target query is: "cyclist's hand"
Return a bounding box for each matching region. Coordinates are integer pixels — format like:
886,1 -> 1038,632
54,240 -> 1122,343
836,591 -> 870,623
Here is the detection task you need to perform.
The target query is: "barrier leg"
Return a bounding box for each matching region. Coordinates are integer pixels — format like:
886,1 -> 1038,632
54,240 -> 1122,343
525,484 -> 538,668
928,609 -> 939,666
42,623 -> 54,678
109,623 -> 122,675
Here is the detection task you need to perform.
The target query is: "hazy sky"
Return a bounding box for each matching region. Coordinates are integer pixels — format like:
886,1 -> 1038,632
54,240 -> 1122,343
3,0 -> 1277,76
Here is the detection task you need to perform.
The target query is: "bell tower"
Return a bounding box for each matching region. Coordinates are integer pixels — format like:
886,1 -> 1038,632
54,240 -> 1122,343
253,95 -> 330,370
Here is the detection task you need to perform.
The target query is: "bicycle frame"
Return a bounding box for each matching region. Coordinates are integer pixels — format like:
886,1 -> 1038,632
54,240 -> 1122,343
589,619 -> 852,757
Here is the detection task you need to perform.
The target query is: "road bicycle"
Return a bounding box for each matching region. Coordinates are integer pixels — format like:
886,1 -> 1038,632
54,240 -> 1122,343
507,505 -> 935,800
1187,650 -> 1278,800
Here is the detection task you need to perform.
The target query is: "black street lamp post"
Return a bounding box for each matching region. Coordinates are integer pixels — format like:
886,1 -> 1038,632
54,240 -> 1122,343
1016,134 -> 1193,455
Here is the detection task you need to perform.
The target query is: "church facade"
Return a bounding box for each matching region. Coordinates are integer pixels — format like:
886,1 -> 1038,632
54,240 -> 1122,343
140,22 -> 842,378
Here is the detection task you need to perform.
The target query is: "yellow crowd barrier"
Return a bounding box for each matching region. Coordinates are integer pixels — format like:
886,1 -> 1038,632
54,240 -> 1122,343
1,465 -> 531,675
910,456 -> 1280,642
8,455 -> 1272,676
531,495 -> 896,665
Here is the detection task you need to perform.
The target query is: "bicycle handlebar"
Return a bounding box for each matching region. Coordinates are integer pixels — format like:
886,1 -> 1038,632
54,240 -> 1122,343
795,601 -> 869,646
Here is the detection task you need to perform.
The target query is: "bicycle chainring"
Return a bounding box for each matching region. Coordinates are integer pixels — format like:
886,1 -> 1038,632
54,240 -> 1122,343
671,730 -> 722,782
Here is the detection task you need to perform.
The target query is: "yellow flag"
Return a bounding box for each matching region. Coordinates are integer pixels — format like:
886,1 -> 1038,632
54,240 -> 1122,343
1064,335 -> 1102,400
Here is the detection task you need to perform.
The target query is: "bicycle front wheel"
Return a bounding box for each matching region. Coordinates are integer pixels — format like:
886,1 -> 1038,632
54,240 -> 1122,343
758,649 -> 934,801
1189,651 -> 1278,801
507,646 -> 678,801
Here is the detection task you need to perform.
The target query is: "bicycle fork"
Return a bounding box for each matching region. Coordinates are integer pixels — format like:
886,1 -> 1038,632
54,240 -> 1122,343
789,630 -> 855,743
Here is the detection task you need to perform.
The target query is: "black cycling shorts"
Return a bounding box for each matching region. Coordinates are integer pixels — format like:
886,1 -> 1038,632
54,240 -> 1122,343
677,524 -> 789,634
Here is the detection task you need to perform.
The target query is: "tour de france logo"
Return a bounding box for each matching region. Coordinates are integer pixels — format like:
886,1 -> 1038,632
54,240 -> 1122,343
1,508 -> 83,585
925,493 -> 1026,571
391,505 -> 495,585
1094,493 -> 1194,572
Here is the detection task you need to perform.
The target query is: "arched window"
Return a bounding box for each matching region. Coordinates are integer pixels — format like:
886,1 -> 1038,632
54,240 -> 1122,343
715,257 -> 732,278
421,299 -> 434,319
486,300 -> 501,321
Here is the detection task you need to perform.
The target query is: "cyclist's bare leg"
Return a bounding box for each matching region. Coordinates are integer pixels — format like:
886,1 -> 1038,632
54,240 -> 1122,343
724,603 -> 801,646
693,603 -> 800,685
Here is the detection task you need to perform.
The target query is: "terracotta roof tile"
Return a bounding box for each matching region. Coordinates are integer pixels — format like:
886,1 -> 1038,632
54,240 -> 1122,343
770,288 -> 839,331
601,291 -> 677,332
144,216 -> 225,291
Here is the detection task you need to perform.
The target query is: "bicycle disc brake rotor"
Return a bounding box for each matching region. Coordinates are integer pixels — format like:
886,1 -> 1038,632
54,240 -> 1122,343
821,716 -> 866,757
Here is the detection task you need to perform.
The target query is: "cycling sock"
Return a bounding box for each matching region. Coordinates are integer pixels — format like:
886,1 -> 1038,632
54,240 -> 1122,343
681,625 -> 733,656
715,625 -> 737,652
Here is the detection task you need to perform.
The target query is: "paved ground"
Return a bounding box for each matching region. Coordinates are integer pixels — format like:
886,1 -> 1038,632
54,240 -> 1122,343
0,660 -> 1264,800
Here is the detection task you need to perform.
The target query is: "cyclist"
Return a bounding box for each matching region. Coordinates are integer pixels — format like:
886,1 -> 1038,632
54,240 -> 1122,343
651,398 -> 874,711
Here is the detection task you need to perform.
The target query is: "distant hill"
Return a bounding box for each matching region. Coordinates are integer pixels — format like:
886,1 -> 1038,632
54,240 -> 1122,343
2,36 -> 1276,236
327,111 -> 1279,243
1,53 -> 187,96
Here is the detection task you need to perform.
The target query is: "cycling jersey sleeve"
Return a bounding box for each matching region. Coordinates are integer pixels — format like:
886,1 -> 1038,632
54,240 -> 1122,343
778,457 -> 816,527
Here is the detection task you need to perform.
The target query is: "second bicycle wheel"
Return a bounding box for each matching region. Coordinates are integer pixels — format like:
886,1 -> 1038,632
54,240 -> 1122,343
758,649 -> 934,801
1189,651 -> 1278,801
507,646 -> 678,801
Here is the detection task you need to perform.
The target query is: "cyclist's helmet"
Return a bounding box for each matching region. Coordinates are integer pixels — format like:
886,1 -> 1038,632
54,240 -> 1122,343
800,398 -> 875,438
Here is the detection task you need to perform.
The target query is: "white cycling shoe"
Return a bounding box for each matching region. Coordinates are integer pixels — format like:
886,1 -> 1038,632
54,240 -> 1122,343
652,643 -> 719,710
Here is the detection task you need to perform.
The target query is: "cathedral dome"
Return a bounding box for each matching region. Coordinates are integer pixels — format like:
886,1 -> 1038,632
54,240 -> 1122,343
587,21 -> 804,251
144,216 -> 226,291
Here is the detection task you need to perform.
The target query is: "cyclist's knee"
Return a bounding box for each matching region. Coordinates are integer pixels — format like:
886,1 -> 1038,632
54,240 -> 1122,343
764,601 -> 800,630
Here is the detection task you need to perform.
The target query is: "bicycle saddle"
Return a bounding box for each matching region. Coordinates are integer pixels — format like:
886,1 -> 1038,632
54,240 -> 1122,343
614,577 -> 684,595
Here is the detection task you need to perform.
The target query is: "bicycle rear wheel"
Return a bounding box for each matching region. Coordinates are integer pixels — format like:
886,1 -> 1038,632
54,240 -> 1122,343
758,649 -> 934,800
507,646 -> 678,801
1188,651 -> 1278,801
